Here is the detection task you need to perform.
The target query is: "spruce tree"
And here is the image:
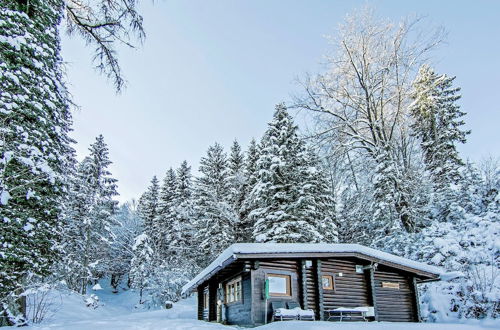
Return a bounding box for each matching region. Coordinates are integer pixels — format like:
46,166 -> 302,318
239,138 -> 259,241
0,1 -> 75,323
137,176 -> 160,240
154,168 -> 177,258
249,104 -> 324,243
129,233 -> 155,305
194,143 -> 236,265
227,140 -> 247,241
300,150 -> 338,242
168,161 -> 194,258
109,202 -> 143,291
63,135 -> 118,294
410,65 -> 469,189
0,0 -> 143,323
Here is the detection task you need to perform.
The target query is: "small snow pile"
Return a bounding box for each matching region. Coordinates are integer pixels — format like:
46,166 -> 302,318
92,283 -> 103,291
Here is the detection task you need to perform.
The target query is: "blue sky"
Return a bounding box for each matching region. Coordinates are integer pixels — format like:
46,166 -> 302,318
61,0 -> 500,203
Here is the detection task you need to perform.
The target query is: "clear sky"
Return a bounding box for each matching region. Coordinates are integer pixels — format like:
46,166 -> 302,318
61,0 -> 500,203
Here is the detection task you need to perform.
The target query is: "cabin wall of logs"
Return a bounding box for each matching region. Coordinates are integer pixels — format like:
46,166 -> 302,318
197,257 -> 421,326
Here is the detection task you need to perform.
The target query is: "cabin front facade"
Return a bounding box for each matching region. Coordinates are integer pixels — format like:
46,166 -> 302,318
181,243 -> 444,327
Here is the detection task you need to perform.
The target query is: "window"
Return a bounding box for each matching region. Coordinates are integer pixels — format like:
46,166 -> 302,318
225,277 -> 242,303
203,289 -> 209,309
267,274 -> 291,296
322,275 -> 334,290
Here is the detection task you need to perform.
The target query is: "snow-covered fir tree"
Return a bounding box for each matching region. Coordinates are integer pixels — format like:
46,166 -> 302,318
300,149 -> 338,242
167,161 -> 195,260
129,233 -> 155,305
109,201 -> 143,291
63,135 -> 118,295
227,140 -> 247,241
238,138 -> 259,242
137,176 -> 160,242
248,104 -> 326,243
410,65 -> 469,190
153,168 -> 177,258
194,143 -> 236,266
0,0 -> 75,323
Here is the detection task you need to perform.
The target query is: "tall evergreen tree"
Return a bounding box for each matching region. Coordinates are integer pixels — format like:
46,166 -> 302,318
0,0 -> 143,323
63,135 -> 118,294
248,104 -> 324,243
193,143 -> 236,266
300,150 -> 338,242
137,176 -> 160,240
0,1 -> 75,323
129,233 -> 155,305
109,201 -> 143,291
168,161 -> 194,257
154,169 -> 177,258
410,64 -> 469,189
227,140 -> 247,241
239,138 -> 259,242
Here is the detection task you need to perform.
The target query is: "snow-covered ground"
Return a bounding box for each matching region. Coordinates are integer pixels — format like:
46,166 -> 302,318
19,281 -> 499,330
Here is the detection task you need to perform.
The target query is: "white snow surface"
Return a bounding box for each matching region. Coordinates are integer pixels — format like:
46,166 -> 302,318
182,243 -> 448,294
15,280 -> 497,330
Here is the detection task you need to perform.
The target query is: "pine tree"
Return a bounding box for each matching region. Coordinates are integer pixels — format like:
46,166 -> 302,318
168,161 -> 194,258
410,65 -> 469,189
0,1 -> 75,323
227,140 -> 247,241
249,104 -> 324,243
109,202 -> 143,291
194,143 -> 236,266
129,233 -> 155,305
239,138 -> 259,242
300,150 -> 338,242
63,135 -> 118,294
137,176 -> 160,240
154,169 -> 177,258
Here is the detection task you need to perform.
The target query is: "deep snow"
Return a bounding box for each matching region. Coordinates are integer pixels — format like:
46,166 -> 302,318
18,281 -> 499,330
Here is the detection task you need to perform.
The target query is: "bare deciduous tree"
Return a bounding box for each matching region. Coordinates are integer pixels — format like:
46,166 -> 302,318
295,7 -> 445,233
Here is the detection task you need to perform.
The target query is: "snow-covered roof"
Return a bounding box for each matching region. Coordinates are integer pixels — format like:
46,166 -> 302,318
182,243 -> 447,295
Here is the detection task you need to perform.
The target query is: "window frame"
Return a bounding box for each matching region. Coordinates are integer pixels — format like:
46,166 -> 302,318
267,273 -> 292,297
321,274 -> 334,291
225,276 -> 243,304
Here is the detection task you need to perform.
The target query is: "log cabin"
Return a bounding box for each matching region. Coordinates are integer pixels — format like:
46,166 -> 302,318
181,243 -> 446,327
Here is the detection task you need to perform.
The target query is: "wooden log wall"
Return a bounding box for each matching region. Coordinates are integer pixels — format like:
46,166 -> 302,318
225,274 -> 252,326
374,266 -> 417,322
321,258 -> 370,311
251,259 -> 300,325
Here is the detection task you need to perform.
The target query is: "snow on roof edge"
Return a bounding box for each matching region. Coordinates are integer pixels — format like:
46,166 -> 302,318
182,243 -> 446,295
